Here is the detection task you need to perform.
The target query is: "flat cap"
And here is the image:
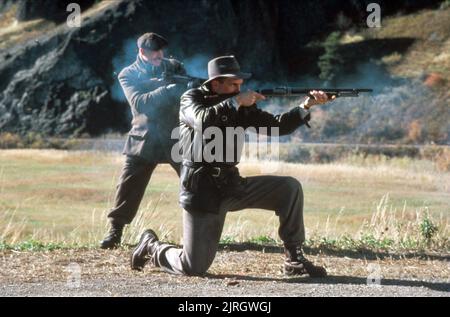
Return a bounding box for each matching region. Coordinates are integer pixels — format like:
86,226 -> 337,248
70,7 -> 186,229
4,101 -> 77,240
137,32 -> 168,51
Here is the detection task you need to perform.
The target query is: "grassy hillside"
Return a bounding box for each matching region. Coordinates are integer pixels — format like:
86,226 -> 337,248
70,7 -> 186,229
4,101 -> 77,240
361,5 -> 450,82
0,0 -> 113,51
1,3 -> 448,144
277,6 -> 449,145
2,2 -> 448,81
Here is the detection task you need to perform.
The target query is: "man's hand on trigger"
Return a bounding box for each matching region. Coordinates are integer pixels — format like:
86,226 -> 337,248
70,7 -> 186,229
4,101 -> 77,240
236,90 -> 266,107
302,90 -> 336,109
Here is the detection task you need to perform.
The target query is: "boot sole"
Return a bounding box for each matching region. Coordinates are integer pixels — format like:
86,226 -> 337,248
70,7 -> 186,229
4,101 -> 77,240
284,263 -> 327,278
130,229 -> 158,271
100,242 -> 120,249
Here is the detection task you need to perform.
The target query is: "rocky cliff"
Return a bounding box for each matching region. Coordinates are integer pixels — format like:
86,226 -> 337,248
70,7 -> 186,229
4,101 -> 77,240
0,0 -> 442,136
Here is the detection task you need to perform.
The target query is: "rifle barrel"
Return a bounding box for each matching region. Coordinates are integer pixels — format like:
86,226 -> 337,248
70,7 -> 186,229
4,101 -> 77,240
256,87 -> 372,97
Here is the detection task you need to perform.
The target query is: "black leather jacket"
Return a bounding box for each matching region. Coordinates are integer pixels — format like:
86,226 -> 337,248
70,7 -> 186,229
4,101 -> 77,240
178,85 -> 311,213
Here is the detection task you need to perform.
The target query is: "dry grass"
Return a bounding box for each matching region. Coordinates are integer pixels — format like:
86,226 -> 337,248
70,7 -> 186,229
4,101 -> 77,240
0,248 -> 448,285
0,0 -> 116,51
0,149 -> 181,245
0,150 -> 448,294
0,1 -> 55,51
0,18 -> 56,51
237,160 -> 449,250
0,149 -> 448,252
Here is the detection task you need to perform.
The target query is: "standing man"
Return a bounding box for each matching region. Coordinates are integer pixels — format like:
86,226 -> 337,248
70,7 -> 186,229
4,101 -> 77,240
100,33 -> 188,249
130,56 -> 333,277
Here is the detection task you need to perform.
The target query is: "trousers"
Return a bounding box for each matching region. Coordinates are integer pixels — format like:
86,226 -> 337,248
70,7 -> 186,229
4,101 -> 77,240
107,155 -> 180,226
152,175 -> 305,275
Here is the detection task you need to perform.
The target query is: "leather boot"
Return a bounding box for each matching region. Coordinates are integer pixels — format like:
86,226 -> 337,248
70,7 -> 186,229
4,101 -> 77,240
284,244 -> 327,278
100,224 -> 124,249
130,229 -> 160,271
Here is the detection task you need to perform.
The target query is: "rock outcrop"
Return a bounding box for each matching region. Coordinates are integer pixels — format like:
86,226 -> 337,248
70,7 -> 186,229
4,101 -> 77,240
0,0 -> 442,136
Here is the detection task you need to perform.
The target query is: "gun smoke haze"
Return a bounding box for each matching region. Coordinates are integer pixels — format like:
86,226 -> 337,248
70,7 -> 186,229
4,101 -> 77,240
2,0 -> 448,142
182,55 -> 210,79
111,38 -> 138,103
256,60 -> 449,144
109,37 -> 449,145
110,39 -> 211,103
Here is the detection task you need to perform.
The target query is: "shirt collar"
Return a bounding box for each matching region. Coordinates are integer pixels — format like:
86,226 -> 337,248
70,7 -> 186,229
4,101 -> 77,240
136,54 -> 165,77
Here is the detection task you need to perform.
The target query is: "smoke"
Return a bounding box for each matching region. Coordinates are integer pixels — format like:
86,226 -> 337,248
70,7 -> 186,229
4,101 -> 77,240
110,40 -> 212,102
109,37 -> 449,145
317,62 -> 436,143
248,60 -> 449,144
181,54 -> 210,79
336,62 -> 402,92
110,38 -> 138,102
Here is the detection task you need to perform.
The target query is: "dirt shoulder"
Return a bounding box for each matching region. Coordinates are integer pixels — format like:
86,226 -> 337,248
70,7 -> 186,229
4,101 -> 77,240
1,248 -> 448,297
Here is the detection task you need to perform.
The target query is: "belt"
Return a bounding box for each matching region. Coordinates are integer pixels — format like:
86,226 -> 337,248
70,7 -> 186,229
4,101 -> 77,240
182,160 -> 235,178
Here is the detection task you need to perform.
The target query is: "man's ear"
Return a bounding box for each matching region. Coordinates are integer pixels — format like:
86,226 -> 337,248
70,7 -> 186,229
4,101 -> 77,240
139,48 -> 148,61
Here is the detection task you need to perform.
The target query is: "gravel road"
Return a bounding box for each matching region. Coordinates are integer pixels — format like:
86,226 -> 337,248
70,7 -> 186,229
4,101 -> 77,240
1,248 -> 448,297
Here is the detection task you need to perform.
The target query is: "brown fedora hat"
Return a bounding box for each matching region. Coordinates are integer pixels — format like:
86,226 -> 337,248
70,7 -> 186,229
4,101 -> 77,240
203,55 -> 251,86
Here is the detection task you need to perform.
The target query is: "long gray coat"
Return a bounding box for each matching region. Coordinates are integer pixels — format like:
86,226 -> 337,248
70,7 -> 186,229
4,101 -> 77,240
118,55 -> 186,162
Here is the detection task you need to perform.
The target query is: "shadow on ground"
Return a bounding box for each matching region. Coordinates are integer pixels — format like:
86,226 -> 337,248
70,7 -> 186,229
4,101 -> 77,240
206,273 -> 450,292
217,243 -> 450,262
